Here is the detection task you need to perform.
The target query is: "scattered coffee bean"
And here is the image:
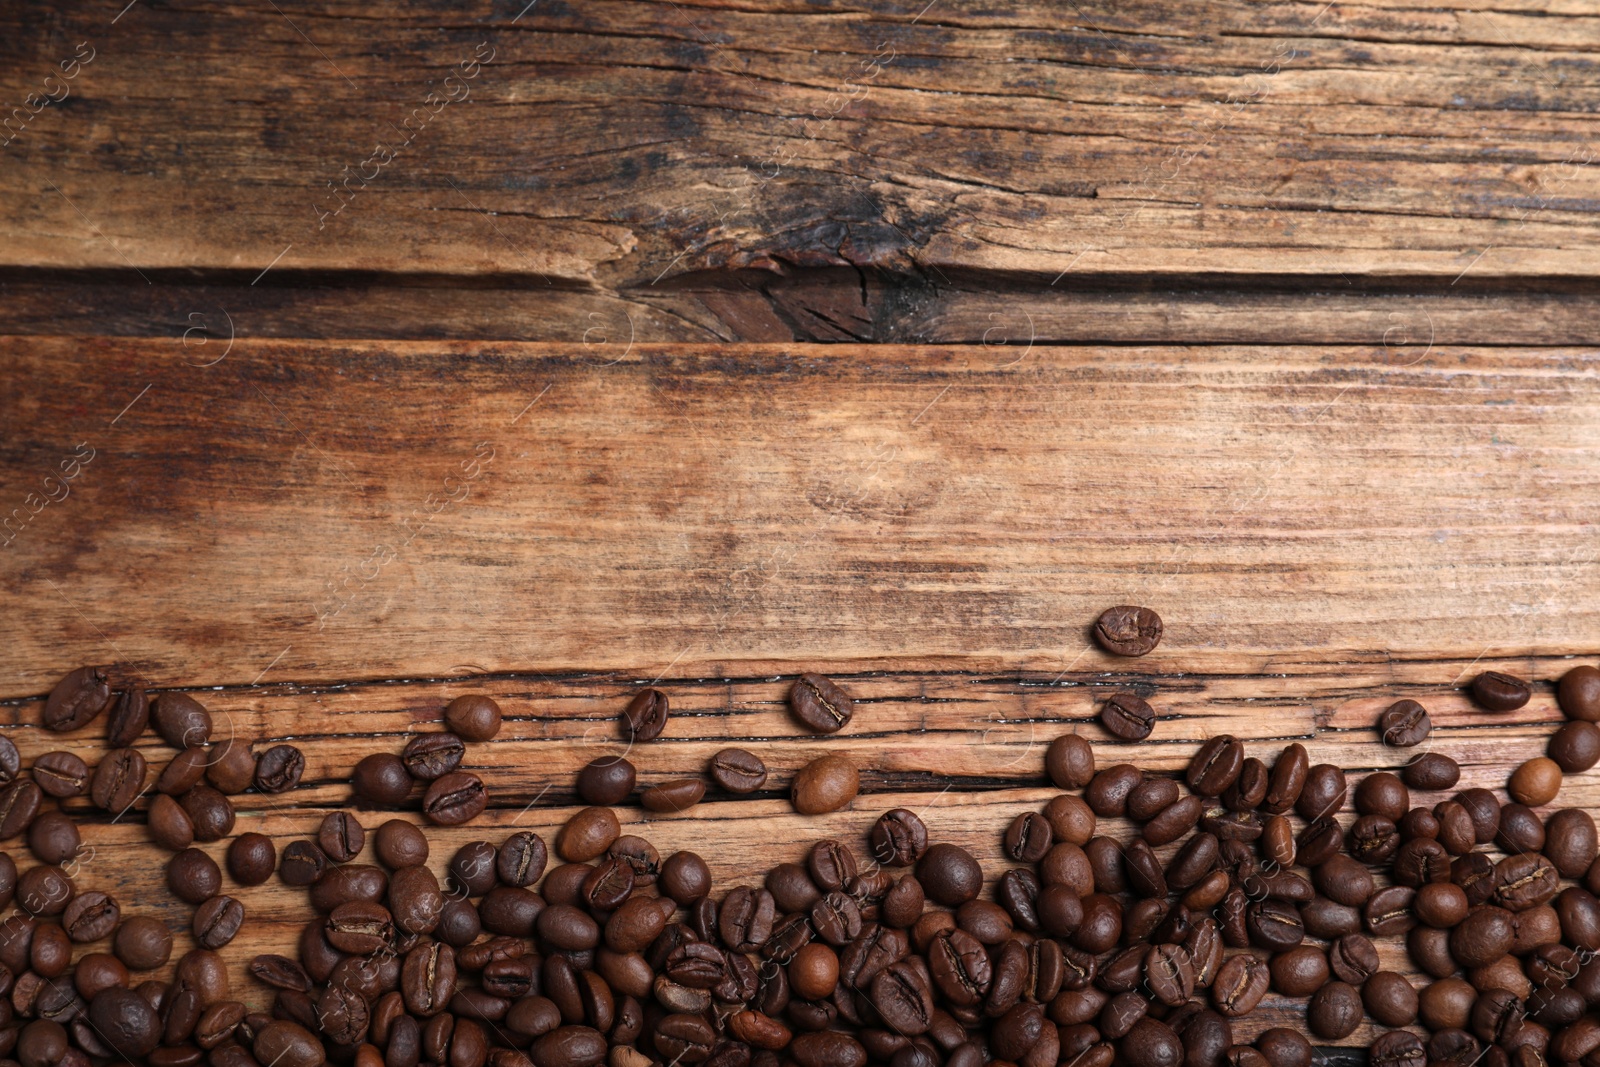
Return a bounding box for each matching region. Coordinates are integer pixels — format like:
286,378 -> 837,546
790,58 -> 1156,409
227,833 -> 277,886
1046,732 -> 1095,790
253,744 -> 305,794
1472,670 -> 1532,711
641,778 -> 706,813
400,732 -> 465,780
445,694 -> 503,741
1378,698 -> 1431,747
791,754 -> 859,815
90,748 -> 146,813
1558,664 -> 1600,721
32,750 -> 87,798
43,666 -> 113,732
105,685 -> 149,748
621,688 -> 669,741
1402,751 -> 1460,791
576,755 -> 636,805
1093,605 -> 1163,656
789,674 -> 855,733
1101,692 -> 1155,741
709,748 -> 767,793
150,692 -> 212,748
421,771 -> 487,826
317,811 -> 364,863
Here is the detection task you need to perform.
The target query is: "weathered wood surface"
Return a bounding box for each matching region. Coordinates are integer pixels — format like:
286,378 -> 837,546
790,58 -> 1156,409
5,0 -> 1600,289
4,339 -> 1600,696
8,273 -> 1600,348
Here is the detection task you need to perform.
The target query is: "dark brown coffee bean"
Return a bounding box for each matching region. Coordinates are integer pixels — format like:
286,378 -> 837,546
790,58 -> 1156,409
399,732 -> 465,781
1546,808 -> 1599,878
1379,699 -> 1432,747
485,831 -> 544,888
1261,742 -> 1308,815
1558,664 -> 1600,721
149,693 -> 212,748
1451,905 -> 1514,967
917,843 -> 982,907
1296,763 -> 1346,820
59,890 -> 117,944
178,785 -> 234,842
0,778 -> 40,842
1092,605 -> 1162,656
105,686 -> 149,747
309,863 -> 388,913
1497,801 -> 1543,853
89,985 -> 161,1059
658,851 -> 710,906
871,808 -> 928,867
347,752 -> 410,807
557,806 -> 619,862
89,748 -> 146,813
621,688 -> 669,741
574,756 -> 635,806
144,793 -> 192,851
224,833 -> 275,886
252,1021 -> 322,1067
31,751 -> 86,799
1268,945 -> 1329,998
1099,692 -> 1154,741
253,745 -> 304,794
278,840 -> 327,887
709,748 -> 767,793
153,746 -> 207,796
316,811 -> 364,863
789,674 -> 855,734
870,960 -> 934,1036
204,737 -> 254,794
114,916 -> 174,971
1211,953 -> 1268,1017
1472,670 -> 1531,711
193,896 -> 244,949
445,694 -> 503,741
1187,735 -> 1243,797
1222,756 -> 1268,811
1308,980 -> 1363,1039
642,777 -> 706,813
422,770 -> 487,826
369,825 -> 425,870
1001,812 -> 1052,864
167,848 -> 221,905
1045,732 -> 1095,790
43,666 -> 113,732
1403,751 -> 1461,791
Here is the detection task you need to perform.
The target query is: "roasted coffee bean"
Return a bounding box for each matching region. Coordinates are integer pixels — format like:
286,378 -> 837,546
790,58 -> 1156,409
558,806 -> 619,862
621,688 -> 669,741
1404,751 -> 1461,791
277,840 -> 327,887
204,737 -> 254,794
1296,763 -> 1347,820
114,916 -> 174,971
573,755 -> 635,806
1212,953 -> 1268,1017
253,745 -> 304,794
193,896 -> 244,949
1269,945 -> 1329,998
249,954 -> 310,993
105,685 -> 149,747
1355,771 -> 1409,821
1414,882 -> 1469,928
658,850 -> 711,906
1085,764 -> 1143,817
719,886 -> 776,952
1127,778 -> 1179,821
445,694 -> 503,741
89,985 -> 161,1058
870,808 -> 929,869
1364,885 -> 1417,936
642,777 -> 706,813
709,748 -> 767,793
60,890 -> 117,944
309,863 -> 388,913
1472,671 -> 1532,711
0,779 -> 40,842
44,666 -> 113,732
394,732 -> 462,781
871,960 -> 934,1035
32,751 -> 87,799
1497,802 -> 1544,853
28,811 -> 79,865
422,770 -> 487,826
1508,756 -> 1562,806
1046,733 -> 1096,790
1550,719 -> 1600,773
790,674 -> 855,734
167,848 -> 221,905
149,693 -> 211,748
370,818 -> 428,870
154,746 -> 208,796
1099,693 -> 1155,741
1187,735 -> 1244,797
90,747 -> 146,813
179,785 -> 234,842
1307,980 -> 1362,1039
1546,808 -> 1599,878
791,754 -> 859,815
917,843 -> 982,907
316,811 -> 364,863
1560,664 -> 1600,720
142,793 -> 188,852
443,841 -> 495,897
15,863 -> 72,916
1223,756 -> 1269,811
1451,905 -> 1514,967
1263,743 -> 1309,815
1455,787 -> 1502,844
1379,699 -> 1433,748
1145,794 -> 1203,846
1002,812 -> 1053,863
1092,605 -> 1162,656
348,752 -> 411,807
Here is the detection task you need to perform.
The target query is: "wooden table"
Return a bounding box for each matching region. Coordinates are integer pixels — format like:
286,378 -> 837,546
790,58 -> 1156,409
4,2 -> 1600,1062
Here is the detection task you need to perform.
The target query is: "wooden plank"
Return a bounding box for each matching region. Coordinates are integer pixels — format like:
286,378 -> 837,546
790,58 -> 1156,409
5,0 -> 1600,284
4,339 -> 1600,696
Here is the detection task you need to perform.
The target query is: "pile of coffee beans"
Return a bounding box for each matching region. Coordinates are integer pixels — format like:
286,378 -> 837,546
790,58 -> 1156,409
4,612 -> 1600,1067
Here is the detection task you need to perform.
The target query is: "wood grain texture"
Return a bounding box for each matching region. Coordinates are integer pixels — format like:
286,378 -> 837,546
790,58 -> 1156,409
4,338 -> 1600,696
5,0 -> 1600,287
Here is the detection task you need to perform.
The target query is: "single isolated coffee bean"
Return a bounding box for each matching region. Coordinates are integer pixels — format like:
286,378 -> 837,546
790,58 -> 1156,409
1378,699 -> 1431,747
227,833 -> 277,886
871,808 -> 929,867
642,778 -> 706,813
1472,670 -> 1532,711
709,748 -> 767,793
1093,605 -> 1163,656
317,811 -> 365,863
352,753 -> 412,806
1101,693 -> 1155,741
43,666 -> 113,732
1403,751 -> 1461,791
791,754 -> 859,815
1508,756 -> 1562,806
789,673 -> 855,734
622,688 -> 669,741
445,694 -> 503,741
278,841 -> 328,887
